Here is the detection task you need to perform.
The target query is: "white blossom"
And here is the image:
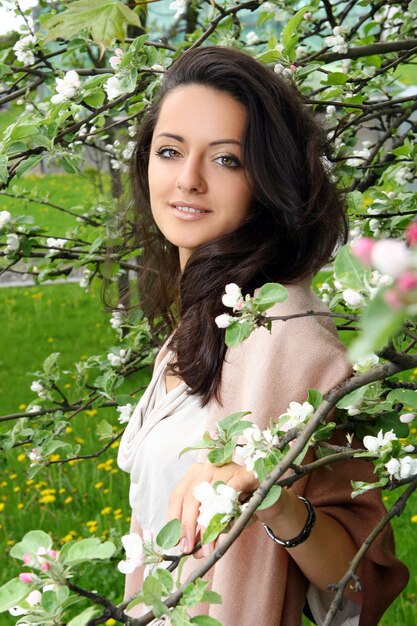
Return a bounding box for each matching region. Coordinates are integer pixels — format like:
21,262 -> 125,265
9,590 -> 42,617
215,313 -> 234,329
325,105 -> 336,120
79,269 -> 92,289
370,239 -> 411,279
246,31 -> 259,46
122,141 -> 136,161
46,237 -> 66,253
117,403 -> 134,424
343,288 -> 363,308
0,210 -> 12,229
363,429 -> 397,453
109,47 -> 123,70
104,76 -> 123,100
30,380 -> 47,399
346,147 -> 371,167
281,401 -> 314,430
400,413 -> 415,424
13,35 -> 36,65
193,481 -> 239,528
236,425 -> 279,475
325,32 -> 348,54
385,456 -> 417,480
5,233 -> 20,252
169,0 -> 187,19
51,70 -> 82,104
353,353 -> 379,373
117,533 -> 144,574
222,283 -> 243,309
108,349 -> 128,368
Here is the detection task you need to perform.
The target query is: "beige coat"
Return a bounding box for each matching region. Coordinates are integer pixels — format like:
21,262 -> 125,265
155,279 -> 408,625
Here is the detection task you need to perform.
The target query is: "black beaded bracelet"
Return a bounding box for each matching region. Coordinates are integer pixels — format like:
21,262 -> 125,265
263,496 -> 316,548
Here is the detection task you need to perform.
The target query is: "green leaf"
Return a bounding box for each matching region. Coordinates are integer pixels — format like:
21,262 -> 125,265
323,72 -> 348,86
253,282 -> 288,313
155,568 -> 174,594
333,245 -> 367,291
14,156 -> 43,178
191,617 -> 222,626
409,0 -> 417,11
307,389 -> 323,410
96,419 -> 114,439
142,575 -> 162,606
182,579 -> 210,607
225,321 -> 253,348
218,411 -> 251,432
0,156 -> 8,183
281,6 -> 311,59
200,590 -> 222,604
349,290 -> 405,361
171,606 -> 194,626
207,440 -> 236,466
66,606 -> 101,626
201,513 -> 228,544
0,578 -> 30,613
156,519 -> 181,549
43,351 -> 60,375
256,485 -> 282,511
386,389 -> 417,410
10,530 -> 52,560
351,476 -> 388,498
43,0 -> 141,53
61,538 -> 116,564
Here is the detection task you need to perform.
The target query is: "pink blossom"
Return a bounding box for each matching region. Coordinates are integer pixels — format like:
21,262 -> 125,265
384,289 -> 403,309
351,237 -> 375,266
406,221 -> 417,246
290,64 -> 297,71
396,271 -> 417,292
22,553 -> 33,565
40,562 -> 51,571
370,239 -> 411,279
19,573 -> 34,583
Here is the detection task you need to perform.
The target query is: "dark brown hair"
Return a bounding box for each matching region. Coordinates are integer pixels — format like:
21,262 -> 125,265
131,46 -> 347,405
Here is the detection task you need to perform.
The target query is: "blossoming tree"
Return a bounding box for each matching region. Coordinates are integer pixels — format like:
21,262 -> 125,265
1,0 -> 417,624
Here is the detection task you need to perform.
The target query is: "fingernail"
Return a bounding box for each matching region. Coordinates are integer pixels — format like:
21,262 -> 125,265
202,543 -> 211,556
180,538 -> 189,553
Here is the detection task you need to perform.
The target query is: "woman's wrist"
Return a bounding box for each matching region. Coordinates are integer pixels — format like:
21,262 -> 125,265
256,488 -> 313,544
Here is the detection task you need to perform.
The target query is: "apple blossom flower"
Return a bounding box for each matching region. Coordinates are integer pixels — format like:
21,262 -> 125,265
400,413 -> 415,424
236,425 -> 279,475
246,31 -> 259,45
118,533 -> 144,574
353,353 -> 379,373
363,429 -> 397,453
79,269 -> 92,289
108,348 -> 128,367
281,400 -> 314,430
5,233 -> 20,252
46,237 -> 66,253
406,221 -> 417,246
117,403 -> 134,424
0,210 -> 11,229
51,70 -> 82,104
385,456 -> 417,480
343,288 -> 364,308
351,237 -> 375,266
13,35 -> 36,65
193,481 -> 239,528
325,27 -> 348,54
215,313 -> 234,329
104,75 -> 123,100
370,239 -> 411,279
384,289 -> 403,310
222,283 -> 243,309
28,448 -> 44,466
9,590 -> 42,616
109,47 -> 123,70
346,147 -> 371,167
30,380 -> 47,399
19,573 -> 34,584
396,271 -> 417,292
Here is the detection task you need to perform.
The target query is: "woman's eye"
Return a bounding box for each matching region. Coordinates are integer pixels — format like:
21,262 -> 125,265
155,147 -> 180,159
215,155 -> 240,168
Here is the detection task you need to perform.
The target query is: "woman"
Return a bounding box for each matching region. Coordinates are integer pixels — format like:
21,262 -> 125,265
118,46 -> 408,625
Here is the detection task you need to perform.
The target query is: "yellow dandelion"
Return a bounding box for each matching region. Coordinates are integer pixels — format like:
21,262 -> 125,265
411,428 -> 417,435
39,495 -> 56,504
10,473 -> 17,480
26,479 -> 34,486
68,460 -> 77,466
0,481 -> 7,488
411,515 -> 417,523
95,482 -> 104,489
18,404 -> 26,410
0,503 -> 5,512
105,617 -> 116,625
110,441 -> 120,449
59,488 -> 66,494
49,454 -> 60,462
17,503 -> 24,510
125,516 -> 131,523
40,488 -> 56,496
85,409 -> 97,417
111,469 -> 118,474
17,453 -> 26,462
66,426 -> 73,434
80,355 -> 88,361
47,338 -> 55,343
95,322 -> 101,328
64,497 -> 73,504
13,486 -> 20,493
7,540 -> 15,546
86,520 -> 98,527
114,508 -> 122,515
75,436 -> 85,444
104,488 -> 109,494
35,481 -> 47,489
101,507 -> 112,515
62,533 -> 74,543
64,383 -> 71,389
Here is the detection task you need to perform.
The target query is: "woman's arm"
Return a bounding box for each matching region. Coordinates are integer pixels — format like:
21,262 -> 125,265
168,459 -> 362,605
123,512 -> 145,617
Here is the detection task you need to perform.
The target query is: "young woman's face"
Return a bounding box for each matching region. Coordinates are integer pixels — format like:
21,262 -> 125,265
148,85 -> 252,268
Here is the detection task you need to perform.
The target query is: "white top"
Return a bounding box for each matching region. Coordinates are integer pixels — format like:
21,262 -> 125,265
117,351 -> 359,626
117,350 -> 207,535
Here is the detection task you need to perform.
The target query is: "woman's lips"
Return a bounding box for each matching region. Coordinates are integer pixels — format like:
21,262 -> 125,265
169,202 -> 211,220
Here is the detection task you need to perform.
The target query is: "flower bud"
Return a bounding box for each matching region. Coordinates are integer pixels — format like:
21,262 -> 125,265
351,237 -> 375,266
400,413 -> 415,424
19,573 -> 34,583
406,221 -> 417,246
371,239 -> 411,279
384,289 -> 404,310
396,271 -> 417,293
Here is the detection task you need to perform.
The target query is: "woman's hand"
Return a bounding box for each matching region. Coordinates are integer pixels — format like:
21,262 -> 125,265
167,460 -> 286,557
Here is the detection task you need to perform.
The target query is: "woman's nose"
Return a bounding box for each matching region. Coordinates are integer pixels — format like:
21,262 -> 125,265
176,157 -> 206,193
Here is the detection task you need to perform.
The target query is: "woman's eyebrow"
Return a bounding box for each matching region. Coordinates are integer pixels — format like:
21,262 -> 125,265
155,132 -> 241,147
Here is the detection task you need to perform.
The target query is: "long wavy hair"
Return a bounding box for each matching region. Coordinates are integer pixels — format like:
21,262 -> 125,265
131,46 -> 348,405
